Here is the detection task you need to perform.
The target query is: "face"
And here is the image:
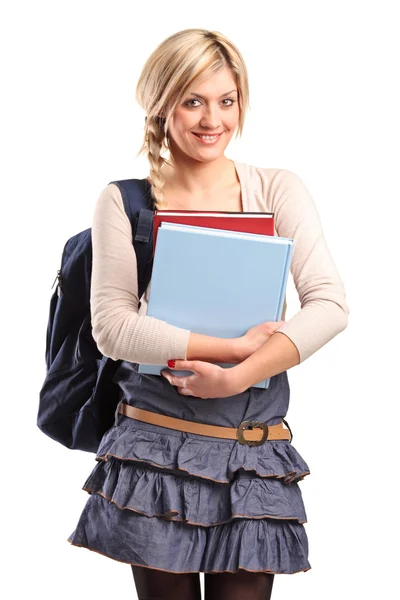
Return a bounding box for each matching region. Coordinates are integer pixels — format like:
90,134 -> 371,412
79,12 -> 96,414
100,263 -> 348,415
166,66 -> 240,162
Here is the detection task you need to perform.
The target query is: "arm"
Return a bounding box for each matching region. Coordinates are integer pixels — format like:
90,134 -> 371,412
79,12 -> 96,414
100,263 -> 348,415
90,183 -> 241,364
229,169 -> 349,391
231,332 -> 300,393
186,331 -> 241,363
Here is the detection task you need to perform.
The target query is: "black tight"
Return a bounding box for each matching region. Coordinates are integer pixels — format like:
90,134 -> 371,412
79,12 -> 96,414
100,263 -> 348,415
204,570 -> 275,600
131,565 -> 275,600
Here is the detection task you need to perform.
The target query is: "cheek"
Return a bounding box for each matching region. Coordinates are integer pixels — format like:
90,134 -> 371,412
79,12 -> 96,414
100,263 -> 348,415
172,111 -> 197,134
229,108 -> 240,127
224,122 -> 238,137
223,111 -> 240,132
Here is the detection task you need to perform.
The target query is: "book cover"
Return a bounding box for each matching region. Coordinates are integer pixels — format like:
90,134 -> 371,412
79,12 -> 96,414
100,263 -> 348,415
153,210 -> 274,251
138,223 -> 293,390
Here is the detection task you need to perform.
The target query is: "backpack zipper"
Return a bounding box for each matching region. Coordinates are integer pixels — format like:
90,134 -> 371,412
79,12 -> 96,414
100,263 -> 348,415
51,269 -> 63,296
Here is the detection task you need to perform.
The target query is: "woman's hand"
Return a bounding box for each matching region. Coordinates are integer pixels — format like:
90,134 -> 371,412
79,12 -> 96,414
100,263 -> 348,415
160,360 -> 240,399
161,320 -> 286,398
236,320 -> 286,362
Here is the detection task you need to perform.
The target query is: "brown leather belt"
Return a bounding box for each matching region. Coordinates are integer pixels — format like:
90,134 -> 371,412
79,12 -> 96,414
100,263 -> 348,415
118,404 -> 292,446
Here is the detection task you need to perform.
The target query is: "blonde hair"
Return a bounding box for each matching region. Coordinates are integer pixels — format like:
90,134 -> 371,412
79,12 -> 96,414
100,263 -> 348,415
135,29 -> 250,210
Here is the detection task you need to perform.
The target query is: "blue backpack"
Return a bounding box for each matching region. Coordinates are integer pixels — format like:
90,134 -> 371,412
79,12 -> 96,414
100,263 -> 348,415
37,178 -> 155,453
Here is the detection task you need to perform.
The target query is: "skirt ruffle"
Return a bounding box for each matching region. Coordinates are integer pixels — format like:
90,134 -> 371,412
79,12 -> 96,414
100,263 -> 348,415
68,493 -> 310,575
79,454 -> 308,526
95,418 -> 311,485
67,418 -> 312,574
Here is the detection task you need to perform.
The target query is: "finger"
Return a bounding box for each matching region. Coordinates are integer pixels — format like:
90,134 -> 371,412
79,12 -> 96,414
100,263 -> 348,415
161,371 -> 177,386
170,359 -> 200,373
161,371 -> 191,389
177,387 -> 193,396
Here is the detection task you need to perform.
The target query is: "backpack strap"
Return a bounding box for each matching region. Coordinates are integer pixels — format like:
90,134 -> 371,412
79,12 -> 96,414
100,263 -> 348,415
108,178 -> 155,305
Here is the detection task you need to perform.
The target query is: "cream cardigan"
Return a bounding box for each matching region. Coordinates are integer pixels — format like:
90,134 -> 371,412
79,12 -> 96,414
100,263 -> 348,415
90,160 -> 349,365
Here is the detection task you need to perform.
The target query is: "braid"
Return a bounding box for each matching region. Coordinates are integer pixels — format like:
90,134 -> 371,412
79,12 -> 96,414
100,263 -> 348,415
144,116 -> 169,210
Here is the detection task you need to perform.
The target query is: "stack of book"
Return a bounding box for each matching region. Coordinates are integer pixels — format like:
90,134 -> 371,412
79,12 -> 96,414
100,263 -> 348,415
138,210 -> 293,389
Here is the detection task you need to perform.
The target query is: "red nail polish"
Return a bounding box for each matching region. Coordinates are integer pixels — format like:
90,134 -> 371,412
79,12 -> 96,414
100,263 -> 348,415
167,360 -> 176,368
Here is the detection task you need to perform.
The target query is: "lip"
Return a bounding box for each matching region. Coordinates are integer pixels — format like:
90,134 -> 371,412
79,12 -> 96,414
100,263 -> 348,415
192,132 -> 223,144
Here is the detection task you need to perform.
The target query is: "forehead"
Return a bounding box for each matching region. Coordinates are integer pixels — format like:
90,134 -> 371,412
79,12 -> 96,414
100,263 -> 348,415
189,67 -> 237,97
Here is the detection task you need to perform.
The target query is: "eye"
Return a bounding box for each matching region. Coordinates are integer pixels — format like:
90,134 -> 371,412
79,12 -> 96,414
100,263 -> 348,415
184,99 -> 201,107
184,98 -> 236,108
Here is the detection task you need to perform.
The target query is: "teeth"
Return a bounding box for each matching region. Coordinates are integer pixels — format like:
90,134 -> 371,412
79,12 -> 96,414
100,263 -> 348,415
196,134 -> 219,140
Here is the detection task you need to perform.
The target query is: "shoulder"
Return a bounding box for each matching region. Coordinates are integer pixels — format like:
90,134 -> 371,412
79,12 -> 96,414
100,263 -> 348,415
236,159 -> 307,190
92,182 -> 127,220
91,182 -> 132,237
95,182 -> 124,208
234,160 -> 312,212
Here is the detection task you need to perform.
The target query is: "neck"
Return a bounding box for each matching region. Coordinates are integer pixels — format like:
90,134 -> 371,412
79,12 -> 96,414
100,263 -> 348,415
162,154 -> 234,195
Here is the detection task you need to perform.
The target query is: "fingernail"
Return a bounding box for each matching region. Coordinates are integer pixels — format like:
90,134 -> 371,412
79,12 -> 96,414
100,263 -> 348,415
167,360 -> 176,368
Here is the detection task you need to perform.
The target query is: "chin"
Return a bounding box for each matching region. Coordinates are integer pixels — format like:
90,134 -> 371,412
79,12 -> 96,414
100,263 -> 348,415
194,151 -> 227,162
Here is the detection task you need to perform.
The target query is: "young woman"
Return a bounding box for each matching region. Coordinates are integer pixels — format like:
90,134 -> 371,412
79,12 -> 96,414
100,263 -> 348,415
67,28 -> 349,599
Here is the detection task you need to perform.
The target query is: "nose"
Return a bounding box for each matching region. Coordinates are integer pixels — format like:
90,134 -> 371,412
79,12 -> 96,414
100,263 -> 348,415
199,104 -> 221,130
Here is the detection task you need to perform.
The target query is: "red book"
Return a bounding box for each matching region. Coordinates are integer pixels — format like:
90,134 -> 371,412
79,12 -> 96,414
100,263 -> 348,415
153,210 -> 274,252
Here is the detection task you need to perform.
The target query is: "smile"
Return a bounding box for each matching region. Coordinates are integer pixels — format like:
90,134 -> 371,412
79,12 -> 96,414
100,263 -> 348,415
192,132 -> 223,144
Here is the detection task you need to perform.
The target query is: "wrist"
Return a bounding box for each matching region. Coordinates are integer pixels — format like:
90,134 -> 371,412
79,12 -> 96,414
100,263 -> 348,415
231,336 -> 246,364
224,363 -> 249,395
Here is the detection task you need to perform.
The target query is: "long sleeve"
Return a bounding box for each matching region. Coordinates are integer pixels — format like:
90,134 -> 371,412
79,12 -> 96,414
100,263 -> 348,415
90,183 -> 191,364
268,169 -> 349,363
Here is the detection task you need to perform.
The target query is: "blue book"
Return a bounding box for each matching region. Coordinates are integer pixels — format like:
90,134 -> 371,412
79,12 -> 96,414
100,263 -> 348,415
138,223 -> 294,389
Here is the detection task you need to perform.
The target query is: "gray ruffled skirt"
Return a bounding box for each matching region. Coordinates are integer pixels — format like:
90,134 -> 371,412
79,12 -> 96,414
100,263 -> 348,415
67,362 -> 312,575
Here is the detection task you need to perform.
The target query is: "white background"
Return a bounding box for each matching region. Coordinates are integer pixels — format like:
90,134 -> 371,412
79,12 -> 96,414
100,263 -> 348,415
2,1 -> 398,598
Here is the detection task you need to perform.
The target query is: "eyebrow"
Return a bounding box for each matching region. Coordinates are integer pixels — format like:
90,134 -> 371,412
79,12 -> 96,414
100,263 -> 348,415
189,89 -> 238,100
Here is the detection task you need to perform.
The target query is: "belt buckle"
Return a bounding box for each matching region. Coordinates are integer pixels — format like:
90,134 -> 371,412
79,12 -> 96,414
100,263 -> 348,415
237,420 -> 269,446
